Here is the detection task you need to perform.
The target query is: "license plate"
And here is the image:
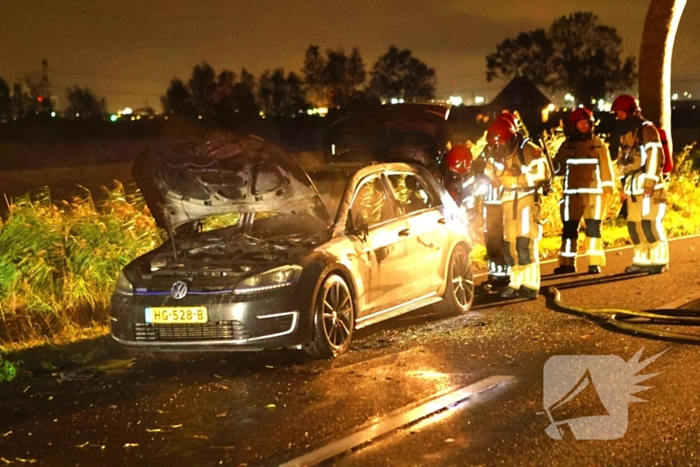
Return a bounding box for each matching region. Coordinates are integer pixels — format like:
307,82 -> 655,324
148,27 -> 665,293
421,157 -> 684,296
145,307 -> 208,324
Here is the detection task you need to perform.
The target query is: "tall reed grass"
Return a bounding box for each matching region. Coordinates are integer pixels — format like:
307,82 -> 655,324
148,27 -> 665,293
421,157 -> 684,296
0,183 -> 160,344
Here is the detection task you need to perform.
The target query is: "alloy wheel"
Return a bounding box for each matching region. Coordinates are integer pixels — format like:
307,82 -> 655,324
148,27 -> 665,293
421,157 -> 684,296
451,250 -> 474,310
321,277 -> 354,350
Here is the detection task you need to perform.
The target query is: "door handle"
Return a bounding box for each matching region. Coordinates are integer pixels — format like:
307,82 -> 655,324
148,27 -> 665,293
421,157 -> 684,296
437,218 -> 447,225
398,228 -> 410,237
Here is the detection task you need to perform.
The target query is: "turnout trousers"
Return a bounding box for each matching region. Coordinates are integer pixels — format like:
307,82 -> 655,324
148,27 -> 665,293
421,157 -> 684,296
484,202 -> 509,280
503,194 -> 542,292
558,193 -> 606,268
626,192 -> 669,267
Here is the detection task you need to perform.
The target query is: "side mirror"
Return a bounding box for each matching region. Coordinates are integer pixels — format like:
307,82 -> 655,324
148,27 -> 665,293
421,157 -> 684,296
346,209 -> 369,241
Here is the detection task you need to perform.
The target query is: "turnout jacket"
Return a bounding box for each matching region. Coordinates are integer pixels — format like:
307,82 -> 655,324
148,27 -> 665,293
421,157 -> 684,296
484,138 -> 551,203
554,134 -> 614,196
615,119 -> 666,197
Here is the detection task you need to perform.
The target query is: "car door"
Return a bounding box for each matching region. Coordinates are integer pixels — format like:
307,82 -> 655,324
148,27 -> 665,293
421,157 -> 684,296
346,174 -> 413,315
386,171 -> 448,297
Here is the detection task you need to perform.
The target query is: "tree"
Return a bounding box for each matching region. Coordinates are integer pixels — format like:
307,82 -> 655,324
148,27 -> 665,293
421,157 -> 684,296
65,86 -> 107,118
486,30 -> 553,87
486,12 -> 637,107
161,78 -> 194,116
162,65 -> 260,119
258,69 -> 309,116
369,46 -> 437,101
639,0 -> 687,153
0,77 -> 11,120
302,45 -> 327,107
301,45 -> 367,108
188,62 -> 217,117
11,82 -> 34,118
231,68 -> 259,116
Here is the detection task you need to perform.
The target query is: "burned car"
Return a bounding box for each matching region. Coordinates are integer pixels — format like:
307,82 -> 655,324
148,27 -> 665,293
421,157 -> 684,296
110,134 -> 474,358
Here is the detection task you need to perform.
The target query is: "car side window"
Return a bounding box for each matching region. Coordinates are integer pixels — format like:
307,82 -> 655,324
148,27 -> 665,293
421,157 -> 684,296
386,173 -> 438,216
349,176 -> 397,228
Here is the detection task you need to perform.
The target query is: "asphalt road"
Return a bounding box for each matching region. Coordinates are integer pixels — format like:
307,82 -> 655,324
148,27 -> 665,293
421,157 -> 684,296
2,236 -> 700,467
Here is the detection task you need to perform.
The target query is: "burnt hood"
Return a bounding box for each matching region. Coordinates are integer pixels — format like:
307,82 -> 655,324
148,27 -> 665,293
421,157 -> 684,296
132,134 -> 330,231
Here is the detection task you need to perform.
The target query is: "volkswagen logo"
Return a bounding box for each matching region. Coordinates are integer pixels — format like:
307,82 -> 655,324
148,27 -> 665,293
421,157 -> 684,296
170,281 -> 188,300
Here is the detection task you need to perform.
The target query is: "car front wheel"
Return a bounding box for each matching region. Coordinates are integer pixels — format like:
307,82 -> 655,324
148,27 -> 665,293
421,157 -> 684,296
304,273 -> 355,359
434,245 -> 474,316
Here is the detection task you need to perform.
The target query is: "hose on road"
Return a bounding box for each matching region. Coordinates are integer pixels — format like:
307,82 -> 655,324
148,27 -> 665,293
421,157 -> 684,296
548,286 -> 700,344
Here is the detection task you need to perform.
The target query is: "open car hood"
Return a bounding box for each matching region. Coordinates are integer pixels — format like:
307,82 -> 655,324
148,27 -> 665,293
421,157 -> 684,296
132,134 -> 330,231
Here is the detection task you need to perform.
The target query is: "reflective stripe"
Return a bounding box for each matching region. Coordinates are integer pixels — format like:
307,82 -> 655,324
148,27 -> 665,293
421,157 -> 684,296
563,187 -> 603,194
594,194 -> 602,220
563,238 -> 575,256
600,181 -> 615,187
657,203 -> 667,242
566,158 -> 599,165
642,197 -> 651,217
522,206 -> 530,236
564,196 -> 570,222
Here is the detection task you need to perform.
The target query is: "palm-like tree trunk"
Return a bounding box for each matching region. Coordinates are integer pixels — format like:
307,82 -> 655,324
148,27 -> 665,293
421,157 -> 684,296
639,0 -> 687,155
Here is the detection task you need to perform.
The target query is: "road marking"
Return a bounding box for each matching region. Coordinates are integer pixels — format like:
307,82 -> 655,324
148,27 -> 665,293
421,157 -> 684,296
279,375 -> 514,467
658,290 -> 700,310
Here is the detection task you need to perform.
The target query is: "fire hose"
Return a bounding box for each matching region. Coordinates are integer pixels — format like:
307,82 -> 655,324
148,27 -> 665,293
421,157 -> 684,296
549,286 -> 700,344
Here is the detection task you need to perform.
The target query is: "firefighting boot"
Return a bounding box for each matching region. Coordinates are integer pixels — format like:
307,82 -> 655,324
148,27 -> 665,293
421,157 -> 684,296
588,265 -> 602,274
518,286 -> 538,300
649,265 -> 668,274
553,265 -> 576,275
499,286 -> 519,298
625,265 -> 649,274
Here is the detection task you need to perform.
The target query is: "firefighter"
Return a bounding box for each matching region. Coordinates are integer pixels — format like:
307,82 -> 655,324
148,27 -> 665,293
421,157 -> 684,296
483,118 -> 552,299
611,95 -> 669,274
466,121 -> 511,289
442,144 -> 473,204
553,108 -> 615,274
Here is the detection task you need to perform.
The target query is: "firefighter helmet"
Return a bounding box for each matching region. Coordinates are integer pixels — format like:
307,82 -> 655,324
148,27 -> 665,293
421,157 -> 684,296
486,118 -> 517,148
445,144 -> 473,175
569,107 -> 594,131
611,94 -> 640,115
496,111 -> 518,132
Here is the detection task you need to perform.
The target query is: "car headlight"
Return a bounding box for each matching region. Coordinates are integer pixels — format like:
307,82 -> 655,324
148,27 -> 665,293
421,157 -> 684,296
234,265 -> 302,295
114,271 -> 134,296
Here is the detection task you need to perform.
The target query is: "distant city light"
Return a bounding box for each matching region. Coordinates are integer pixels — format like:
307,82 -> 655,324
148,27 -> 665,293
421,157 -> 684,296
122,107 -> 133,115
564,93 -> 575,102
390,98 -> 399,104
672,93 -> 679,100
307,107 -> 328,117
474,96 -> 485,104
110,114 -> 118,122
448,96 -> 463,106
547,103 -> 555,111
50,111 -> 56,117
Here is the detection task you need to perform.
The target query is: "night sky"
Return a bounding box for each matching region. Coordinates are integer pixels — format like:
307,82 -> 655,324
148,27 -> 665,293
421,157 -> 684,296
2,0 -> 698,112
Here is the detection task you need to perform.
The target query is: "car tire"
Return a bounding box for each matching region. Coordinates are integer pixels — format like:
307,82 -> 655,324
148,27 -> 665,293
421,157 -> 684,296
304,273 -> 355,359
434,244 -> 474,316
